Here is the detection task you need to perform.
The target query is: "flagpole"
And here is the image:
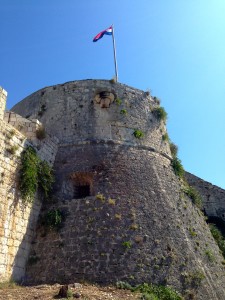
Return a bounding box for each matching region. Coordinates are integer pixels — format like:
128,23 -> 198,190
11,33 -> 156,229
111,24 -> 118,82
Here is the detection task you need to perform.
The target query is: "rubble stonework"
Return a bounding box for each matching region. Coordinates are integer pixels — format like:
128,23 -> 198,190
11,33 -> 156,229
185,172 -> 225,220
0,93 -> 58,282
0,80 -> 225,299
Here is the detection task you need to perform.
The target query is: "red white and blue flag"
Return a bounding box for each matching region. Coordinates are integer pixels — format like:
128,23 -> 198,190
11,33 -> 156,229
93,26 -> 113,42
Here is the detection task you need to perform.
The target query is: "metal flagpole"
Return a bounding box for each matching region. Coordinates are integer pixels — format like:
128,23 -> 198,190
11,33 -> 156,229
111,24 -> 118,82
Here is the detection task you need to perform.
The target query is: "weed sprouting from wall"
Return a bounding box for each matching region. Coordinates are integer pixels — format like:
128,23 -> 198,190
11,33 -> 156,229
183,185 -> 202,209
209,224 -> 225,259
42,209 -> 63,230
38,160 -> 54,198
133,129 -> 144,139
152,107 -> 167,123
171,157 -> 184,178
169,143 -> 178,158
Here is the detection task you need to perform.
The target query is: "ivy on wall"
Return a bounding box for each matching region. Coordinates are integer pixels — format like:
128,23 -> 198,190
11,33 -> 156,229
19,146 -> 54,202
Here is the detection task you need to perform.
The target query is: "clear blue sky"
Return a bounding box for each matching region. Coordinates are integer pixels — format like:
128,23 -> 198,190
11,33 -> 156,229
1,0 -> 225,189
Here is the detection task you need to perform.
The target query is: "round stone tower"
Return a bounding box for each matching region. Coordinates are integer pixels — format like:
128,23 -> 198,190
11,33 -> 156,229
12,80 -> 225,299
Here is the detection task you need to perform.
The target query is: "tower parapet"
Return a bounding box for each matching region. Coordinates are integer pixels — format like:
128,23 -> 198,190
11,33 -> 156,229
0,87 -> 7,120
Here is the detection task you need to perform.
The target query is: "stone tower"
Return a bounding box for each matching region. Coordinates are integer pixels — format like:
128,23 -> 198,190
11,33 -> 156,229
11,80 -> 225,299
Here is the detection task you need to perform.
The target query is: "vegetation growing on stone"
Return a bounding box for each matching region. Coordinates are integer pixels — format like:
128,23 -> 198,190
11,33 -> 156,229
162,133 -> 169,142
183,185 -> 202,209
169,142 -> 178,158
19,146 -> 54,202
42,208 -> 63,230
209,224 -> 225,258
171,157 -> 184,178
120,109 -> 127,115
122,241 -> 132,249
133,129 -> 144,139
153,106 -> 167,122
19,146 -> 39,202
38,160 -> 54,198
116,282 -> 183,300
115,98 -> 122,105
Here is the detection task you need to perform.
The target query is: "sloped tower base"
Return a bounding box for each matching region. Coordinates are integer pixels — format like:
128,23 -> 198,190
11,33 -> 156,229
12,80 -> 225,299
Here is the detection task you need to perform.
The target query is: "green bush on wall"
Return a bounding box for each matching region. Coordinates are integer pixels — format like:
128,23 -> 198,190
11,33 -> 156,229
133,129 -> 144,139
19,146 -> 39,202
153,107 -> 167,123
43,209 -> 63,230
171,157 -> 184,178
19,146 -> 54,202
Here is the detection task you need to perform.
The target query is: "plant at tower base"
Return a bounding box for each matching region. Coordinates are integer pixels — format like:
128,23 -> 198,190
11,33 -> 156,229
19,146 -> 54,202
116,282 -> 183,300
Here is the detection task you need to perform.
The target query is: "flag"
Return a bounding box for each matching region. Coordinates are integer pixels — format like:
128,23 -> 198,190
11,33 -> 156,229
93,26 -> 112,42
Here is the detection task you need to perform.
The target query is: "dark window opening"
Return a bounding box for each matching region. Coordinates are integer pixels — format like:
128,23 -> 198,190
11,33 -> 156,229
74,184 -> 90,199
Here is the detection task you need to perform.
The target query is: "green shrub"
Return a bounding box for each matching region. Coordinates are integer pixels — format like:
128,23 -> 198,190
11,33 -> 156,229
182,271 -> 205,288
169,143 -> 178,158
209,224 -> 225,258
19,146 -> 54,202
122,241 -> 132,249
153,107 -> 167,122
133,283 -> 183,300
38,160 -> 54,198
19,146 -> 39,202
171,157 -> 184,178
43,209 -> 63,230
120,109 -> 127,115
115,98 -> 122,105
67,289 -> 73,298
205,249 -> 215,262
162,133 -> 169,142
133,129 -> 144,139
183,185 -> 202,209
116,282 -> 183,300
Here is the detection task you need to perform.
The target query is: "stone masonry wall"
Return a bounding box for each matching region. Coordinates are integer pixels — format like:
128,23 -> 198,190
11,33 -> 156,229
12,80 -> 171,159
0,113 -> 58,282
27,143 -> 225,299
11,80 -> 225,299
185,172 -> 225,221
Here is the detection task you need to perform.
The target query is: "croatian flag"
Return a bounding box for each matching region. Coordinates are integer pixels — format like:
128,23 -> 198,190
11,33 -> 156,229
93,26 -> 113,42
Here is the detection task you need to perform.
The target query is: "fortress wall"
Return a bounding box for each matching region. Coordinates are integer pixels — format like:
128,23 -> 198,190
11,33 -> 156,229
26,143 -> 225,299
0,87 -> 7,120
185,172 -> 225,220
11,80 -> 171,158
4,111 -> 41,140
8,80 -> 225,298
0,116 -> 58,282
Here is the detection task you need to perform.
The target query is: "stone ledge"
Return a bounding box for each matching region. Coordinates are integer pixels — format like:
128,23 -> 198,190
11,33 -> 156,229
58,139 -> 172,161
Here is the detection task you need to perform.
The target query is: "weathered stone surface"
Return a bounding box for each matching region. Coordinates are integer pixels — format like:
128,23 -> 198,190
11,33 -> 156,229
0,80 -> 224,299
0,94 -> 58,282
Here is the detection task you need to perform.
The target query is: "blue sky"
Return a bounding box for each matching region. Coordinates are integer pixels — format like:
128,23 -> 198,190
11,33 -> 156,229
1,0 -> 225,189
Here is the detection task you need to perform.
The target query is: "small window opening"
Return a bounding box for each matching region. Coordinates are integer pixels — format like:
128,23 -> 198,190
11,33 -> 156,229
74,184 -> 90,199
71,172 -> 93,199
